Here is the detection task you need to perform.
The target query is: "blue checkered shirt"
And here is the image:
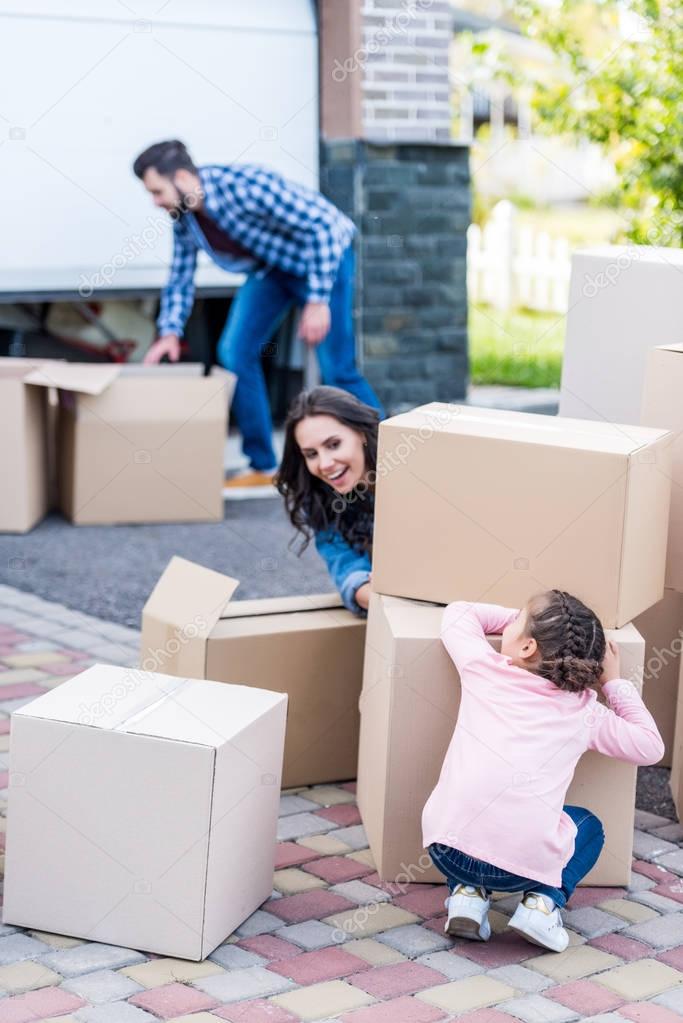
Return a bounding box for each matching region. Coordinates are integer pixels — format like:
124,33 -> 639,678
157,164 -> 357,337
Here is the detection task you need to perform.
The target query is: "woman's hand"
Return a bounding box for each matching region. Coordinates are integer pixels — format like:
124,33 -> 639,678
355,582 -> 372,611
298,302 -> 331,345
600,639 -> 621,685
144,334 -> 180,364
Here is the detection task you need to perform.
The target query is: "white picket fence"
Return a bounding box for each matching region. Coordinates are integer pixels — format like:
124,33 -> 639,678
467,200 -> 571,313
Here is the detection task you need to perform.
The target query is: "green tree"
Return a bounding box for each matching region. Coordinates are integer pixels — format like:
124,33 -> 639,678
515,0 -> 683,244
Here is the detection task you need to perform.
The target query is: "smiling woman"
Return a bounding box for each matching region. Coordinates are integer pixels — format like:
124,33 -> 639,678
275,387 -> 380,615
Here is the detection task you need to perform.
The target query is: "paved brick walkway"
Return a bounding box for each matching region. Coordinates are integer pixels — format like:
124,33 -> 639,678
0,587 -> 682,1021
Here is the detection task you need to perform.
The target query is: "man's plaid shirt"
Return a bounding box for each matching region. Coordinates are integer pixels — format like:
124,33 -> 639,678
157,164 -> 356,337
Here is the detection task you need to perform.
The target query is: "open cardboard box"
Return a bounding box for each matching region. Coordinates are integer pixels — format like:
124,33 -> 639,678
372,403 -> 672,629
357,593 -> 646,887
141,556 -> 366,788
24,362 -> 235,525
635,588 -> 683,768
4,664 -> 287,960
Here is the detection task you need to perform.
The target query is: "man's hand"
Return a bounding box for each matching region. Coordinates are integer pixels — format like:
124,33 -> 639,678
143,334 -> 181,365
600,639 -> 621,685
298,302 -> 330,345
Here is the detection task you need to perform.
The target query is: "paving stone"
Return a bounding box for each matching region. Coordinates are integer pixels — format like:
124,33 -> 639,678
374,923 -> 452,956
562,907 -> 629,938
651,824 -> 683,843
269,947 -> 369,985
129,981 -> 219,1017
417,974 -> 516,1013
342,939 -> 406,967
207,944 -> 266,970
329,826 -> 369,851
0,668 -> 46,684
276,813 -> 337,842
632,862 -> 678,884
524,946 -> 621,982
619,1002 -> 683,1023
75,1001 -> 159,1022
595,959 -> 683,1000
306,786 -> 356,807
628,873 -> 658,893
0,959 -> 62,993
0,933 -> 51,964
120,957 -> 225,988
393,888 -> 449,920
267,890 -> 356,926
3,652 -> 70,668
1,985 -> 86,1020
303,857 -> 373,885
212,1000 -> 300,1022
40,943 -> 147,977
191,966 -> 295,1002
651,880 -> 683,905
326,906 -> 422,943
236,935 -> 301,962
653,984 -> 683,1012
630,891 -> 683,913
579,1015 -> 633,1023
271,979 -> 375,1020
632,833 -> 680,862
567,889 -> 626,910
61,968 -> 143,1004
348,960 -> 448,999
545,979 -> 626,1015
273,868 -> 327,896
27,930 -> 83,950
316,805 -> 362,828
275,920 -> 349,950
274,843 -> 319,870
635,811 -> 676,832
624,914 -> 683,949
655,850 -> 683,877
496,993 -> 580,1021
329,881 -> 391,905
657,945 -> 683,970
234,910 -> 286,938
486,964 -> 554,993
279,795 -> 321,817
598,899 -> 660,924
457,932 -> 539,969
336,995 -> 447,1022
347,850 -> 376,870
588,934 -> 652,961
297,835 -> 352,856
415,950 -> 483,981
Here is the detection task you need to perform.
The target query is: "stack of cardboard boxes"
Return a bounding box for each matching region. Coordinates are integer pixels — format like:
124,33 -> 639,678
357,403 -> 673,886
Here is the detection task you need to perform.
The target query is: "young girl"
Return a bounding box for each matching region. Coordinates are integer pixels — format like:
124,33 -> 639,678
423,590 -> 665,953
276,387 -> 379,615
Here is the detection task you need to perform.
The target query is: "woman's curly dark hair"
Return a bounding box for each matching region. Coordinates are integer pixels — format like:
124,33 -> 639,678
275,386 -> 379,555
526,590 -> 606,694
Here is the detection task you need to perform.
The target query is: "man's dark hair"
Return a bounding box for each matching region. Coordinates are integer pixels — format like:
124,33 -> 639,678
132,140 -> 197,180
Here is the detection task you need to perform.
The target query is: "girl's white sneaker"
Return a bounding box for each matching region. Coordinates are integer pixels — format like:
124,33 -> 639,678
444,884 -> 491,941
507,892 -> 569,952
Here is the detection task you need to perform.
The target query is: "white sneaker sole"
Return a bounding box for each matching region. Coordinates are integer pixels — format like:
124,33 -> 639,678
444,902 -> 491,941
507,906 -> 568,953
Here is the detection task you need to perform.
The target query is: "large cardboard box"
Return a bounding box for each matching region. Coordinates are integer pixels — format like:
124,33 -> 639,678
372,403 -> 672,629
140,556 -> 366,788
0,359 -> 51,532
24,362 -> 235,525
560,246 -> 683,424
4,664 -> 287,960
635,588 -> 683,769
641,344 -> 683,591
357,593 -> 646,887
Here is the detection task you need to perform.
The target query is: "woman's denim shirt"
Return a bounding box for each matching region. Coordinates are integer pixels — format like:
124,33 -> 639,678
314,528 -> 371,616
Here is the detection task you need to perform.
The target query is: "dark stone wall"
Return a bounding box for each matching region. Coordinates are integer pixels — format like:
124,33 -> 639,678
320,138 -> 470,410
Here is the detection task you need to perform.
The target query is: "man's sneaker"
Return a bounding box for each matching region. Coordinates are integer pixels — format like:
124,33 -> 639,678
507,892 -> 569,952
223,468 -> 277,489
444,884 -> 491,941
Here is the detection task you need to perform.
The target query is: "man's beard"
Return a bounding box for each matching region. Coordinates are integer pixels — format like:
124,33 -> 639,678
175,186 -> 200,215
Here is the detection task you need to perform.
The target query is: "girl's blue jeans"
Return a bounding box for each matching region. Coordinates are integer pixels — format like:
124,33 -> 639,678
428,805 -> 605,909
216,245 -> 384,471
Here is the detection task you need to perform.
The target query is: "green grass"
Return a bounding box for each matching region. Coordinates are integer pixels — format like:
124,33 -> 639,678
469,304 -> 565,389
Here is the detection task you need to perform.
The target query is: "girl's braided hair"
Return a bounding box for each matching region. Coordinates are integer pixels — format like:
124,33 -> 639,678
527,590 -> 606,694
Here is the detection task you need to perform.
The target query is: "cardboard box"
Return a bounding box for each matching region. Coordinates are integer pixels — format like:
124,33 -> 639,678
641,344 -> 683,591
0,359 -> 51,532
25,362 -> 235,525
560,246 -> 683,424
140,556 -> 366,788
4,664 -> 287,960
635,588 -> 683,768
372,403 -> 672,629
357,593 -> 646,887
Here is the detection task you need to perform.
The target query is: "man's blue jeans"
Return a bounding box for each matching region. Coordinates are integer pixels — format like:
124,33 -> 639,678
428,806 -> 605,909
216,245 -> 384,471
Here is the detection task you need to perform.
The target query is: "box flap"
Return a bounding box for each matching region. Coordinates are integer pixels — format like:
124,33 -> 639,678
15,663 -> 287,747
141,557 -> 239,677
383,403 -> 670,455
24,362 -> 121,396
118,363 -> 205,378
220,592 -> 343,620
652,343 -> 683,356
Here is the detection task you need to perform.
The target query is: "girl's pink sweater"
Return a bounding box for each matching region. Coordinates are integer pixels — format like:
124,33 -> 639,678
422,601 -> 665,886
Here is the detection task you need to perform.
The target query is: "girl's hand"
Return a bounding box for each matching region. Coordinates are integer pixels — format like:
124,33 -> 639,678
600,639 -> 621,685
355,582 -> 371,611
